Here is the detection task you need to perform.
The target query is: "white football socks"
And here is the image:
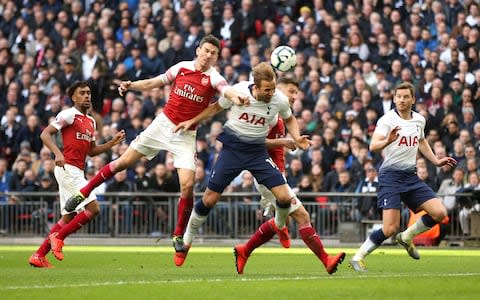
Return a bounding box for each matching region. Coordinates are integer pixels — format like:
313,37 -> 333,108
183,209 -> 208,246
274,202 -> 290,228
352,238 -> 378,261
401,217 -> 430,241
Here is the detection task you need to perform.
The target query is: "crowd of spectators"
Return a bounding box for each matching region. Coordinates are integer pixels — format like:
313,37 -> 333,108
1,0 -> 480,234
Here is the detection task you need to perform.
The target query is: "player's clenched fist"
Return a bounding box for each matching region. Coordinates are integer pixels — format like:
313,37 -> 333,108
112,129 -> 126,145
118,81 -> 132,96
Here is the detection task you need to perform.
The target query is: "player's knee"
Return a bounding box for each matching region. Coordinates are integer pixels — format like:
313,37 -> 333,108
202,190 -> 221,208
86,202 -> 100,217
180,180 -> 194,194
292,207 -> 310,226
277,194 -> 294,205
383,224 -> 399,237
434,206 -> 448,222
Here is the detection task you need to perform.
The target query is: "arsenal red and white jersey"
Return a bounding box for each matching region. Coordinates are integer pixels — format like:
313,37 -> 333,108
267,117 -> 286,172
51,107 -> 96,170
159,61 -> 228,125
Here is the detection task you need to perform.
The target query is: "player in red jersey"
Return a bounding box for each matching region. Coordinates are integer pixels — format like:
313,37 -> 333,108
63,35 -> 247,256
234,77 -> 346,275
29,81 -> 125,268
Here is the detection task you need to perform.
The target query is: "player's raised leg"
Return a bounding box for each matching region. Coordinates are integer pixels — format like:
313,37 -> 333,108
65,148 -> 143,212
396,198 -> 448,259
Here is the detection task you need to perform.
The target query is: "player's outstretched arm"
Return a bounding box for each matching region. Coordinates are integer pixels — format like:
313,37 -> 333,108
369,126 -> 400,152
223,87 -> 249,106
284,115 -> 311,150
174,102 -> 224,133
418,138 -> 457,168
266,137 -> 296,150
118,76 -> 165,96
40,125 -> 65,168
88,130 -> 126,156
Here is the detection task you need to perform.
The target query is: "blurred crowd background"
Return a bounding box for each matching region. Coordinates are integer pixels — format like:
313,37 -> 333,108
1,0 -> 480,233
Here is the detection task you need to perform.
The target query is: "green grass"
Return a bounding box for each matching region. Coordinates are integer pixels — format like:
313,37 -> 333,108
1,245 -> 480,299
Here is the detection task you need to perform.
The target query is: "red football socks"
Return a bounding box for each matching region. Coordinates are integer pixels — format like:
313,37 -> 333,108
36,220 -> 65,257
80,162 -> 116,197
56,210 -> 94,240
299,224 -> 328,266
173,197 -> 194,237
244,220 -> 276,256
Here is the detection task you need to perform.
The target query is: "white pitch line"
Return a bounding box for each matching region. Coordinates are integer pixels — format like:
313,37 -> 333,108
2,272 -> 480,290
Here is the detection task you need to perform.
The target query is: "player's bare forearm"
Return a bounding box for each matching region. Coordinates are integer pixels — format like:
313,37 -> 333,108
419,138 -> 457,168
174,103 -> 223,132
41,126 -> 65,167
223,87 -> 249,106
40,127 -> 62,158
370,127 -> 400,152
88,130 -> 126,156
119,76 -> 165,96
130,76 -> 164,91
88,140 -> 117,156
418,138 -> 439,165
284,115 -> 301,141
369,136 -> 390,152
265,138 -> 295,150
284,116 -> 310,149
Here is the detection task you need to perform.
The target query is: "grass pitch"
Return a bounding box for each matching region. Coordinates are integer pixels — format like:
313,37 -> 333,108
1,245 -> 480,300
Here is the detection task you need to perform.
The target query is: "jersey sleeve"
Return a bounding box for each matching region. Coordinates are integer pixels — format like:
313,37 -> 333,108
159,61 -> 186,84
218,82 -> 242,109
218,96 -> 233,109
373,115 -> 391,137
210,70 -> 230,97
51,109 -> 74,130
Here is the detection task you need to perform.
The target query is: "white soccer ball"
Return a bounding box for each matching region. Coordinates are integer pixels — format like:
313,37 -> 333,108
270,45 -> 297,72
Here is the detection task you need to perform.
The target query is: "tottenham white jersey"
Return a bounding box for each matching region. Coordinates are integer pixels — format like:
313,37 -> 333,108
218,81 -> 291,142
375,109 -> 425,172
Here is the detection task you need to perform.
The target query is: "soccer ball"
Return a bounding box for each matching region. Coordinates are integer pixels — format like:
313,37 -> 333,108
270,46 -> 297,72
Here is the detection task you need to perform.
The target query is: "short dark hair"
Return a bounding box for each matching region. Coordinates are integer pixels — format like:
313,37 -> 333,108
394,82 -> 415,99
199,34 -> 221,51
68,81 -> 90,98
277,76 -> 299,88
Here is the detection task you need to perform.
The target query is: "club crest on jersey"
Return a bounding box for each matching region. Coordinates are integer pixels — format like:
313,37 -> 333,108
201,77 -> 209,86
397,135 -> 419,147
238,112 -> 266,126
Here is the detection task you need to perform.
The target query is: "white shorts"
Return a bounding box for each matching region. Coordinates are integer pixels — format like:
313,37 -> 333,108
130,113 -> 196,171
54,164 -> 96,215
254,177 -> 302,215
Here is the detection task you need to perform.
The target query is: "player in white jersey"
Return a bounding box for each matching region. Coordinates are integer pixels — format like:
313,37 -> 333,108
349,82 -> 457,272
234,77 -> 346,275
171,62 -> 311,267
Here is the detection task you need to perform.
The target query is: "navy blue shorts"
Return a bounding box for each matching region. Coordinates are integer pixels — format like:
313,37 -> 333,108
207,131 -> 286,193
377,169 -> 437,212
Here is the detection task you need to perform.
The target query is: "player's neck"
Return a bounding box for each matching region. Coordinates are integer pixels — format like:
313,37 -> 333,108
194,61 -> 209,72
396,108 -> 412,120
74,105 -> 88,115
